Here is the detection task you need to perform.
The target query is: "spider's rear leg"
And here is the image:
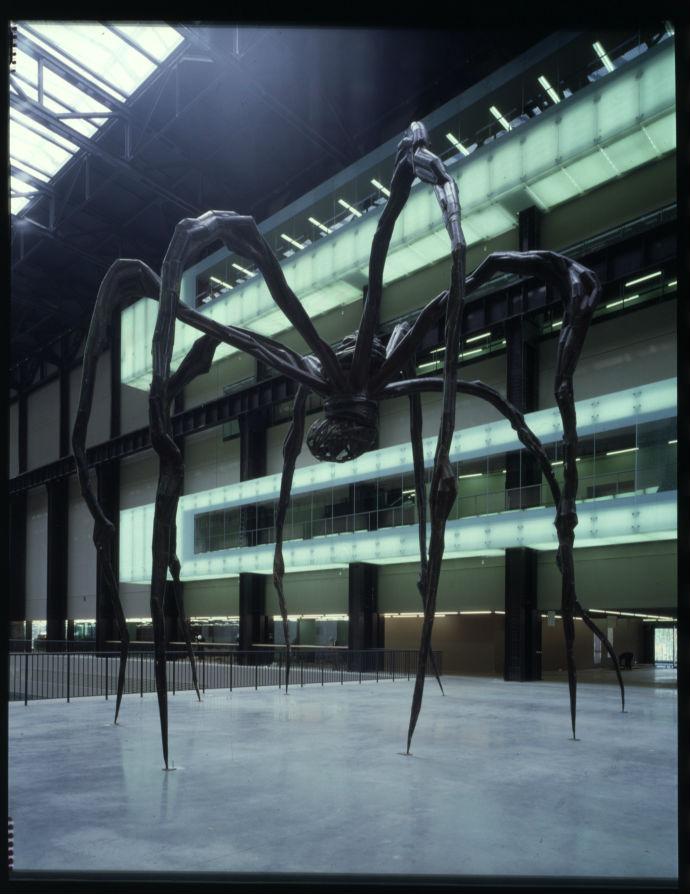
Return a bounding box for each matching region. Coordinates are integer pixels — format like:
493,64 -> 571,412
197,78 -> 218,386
272,386 -> 309,692
404,355 -> 443,696
74,258 -> 162,724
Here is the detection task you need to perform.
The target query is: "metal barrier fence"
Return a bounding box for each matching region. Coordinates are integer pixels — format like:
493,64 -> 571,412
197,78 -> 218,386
8,648 -> 442,704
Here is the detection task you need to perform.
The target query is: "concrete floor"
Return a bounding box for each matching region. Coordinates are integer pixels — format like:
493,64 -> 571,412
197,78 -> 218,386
9,674 -> 677,879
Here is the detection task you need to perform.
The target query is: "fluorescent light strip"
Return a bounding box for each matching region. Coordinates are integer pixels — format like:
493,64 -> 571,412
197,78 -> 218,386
371,178 -> 391,197
231,262 -> 253,277
605,447 -> 638,456
308,216 -> 332,234
466,331 -> 491,344
460,347 -> 484,358
625,271 -> 662,288
668,439 -> 677,445
551,459 -> 581,466
538,75 -> 561,104
460,610 -> 492,615
417,360 -> 440,371
280,233 -> 305,251
337,198 -> 362,218
458,472 -> 483,479
606,294 -> 639,310
551,320 -> 563,329
593,40 -> 615,73
445,133 -> 470,156
667,280 -> 677,288
489,105 -> 511,131
209,276 -> 232,290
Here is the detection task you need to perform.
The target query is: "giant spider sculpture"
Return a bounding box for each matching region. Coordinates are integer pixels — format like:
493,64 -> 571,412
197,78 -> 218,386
74,121 -> 625,769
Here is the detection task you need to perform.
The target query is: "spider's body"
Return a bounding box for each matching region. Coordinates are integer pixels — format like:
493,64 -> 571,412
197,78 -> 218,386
305,332 -> 386,462
74,120 -> 626,770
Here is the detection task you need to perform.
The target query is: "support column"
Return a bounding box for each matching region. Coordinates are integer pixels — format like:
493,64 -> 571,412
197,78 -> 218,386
239,572 -> 270,663
46,478 -> 69,645
504,547 -> 541,681
350,482 -> 378,531
348,562 -> 382,654
59,368 -> 70,458
18,392 -> 27,474
9,492 -> 27,639
239,411 -> 270,659
96,461 -> 119,650
110,310 -> 121,439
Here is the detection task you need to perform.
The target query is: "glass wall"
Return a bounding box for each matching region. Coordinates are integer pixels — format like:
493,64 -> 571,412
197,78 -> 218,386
191,414 -> 676,556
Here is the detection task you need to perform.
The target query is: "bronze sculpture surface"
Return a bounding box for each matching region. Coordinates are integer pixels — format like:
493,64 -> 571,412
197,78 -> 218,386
74,121 -> 625,767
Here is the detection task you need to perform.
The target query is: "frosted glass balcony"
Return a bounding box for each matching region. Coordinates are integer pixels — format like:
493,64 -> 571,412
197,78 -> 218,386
119,490 -> 676,582
119,377 -> 676,583
121,41 -> 676,389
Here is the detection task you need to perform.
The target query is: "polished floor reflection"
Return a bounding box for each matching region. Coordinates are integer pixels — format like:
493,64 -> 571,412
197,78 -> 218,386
9,674 -> 677,878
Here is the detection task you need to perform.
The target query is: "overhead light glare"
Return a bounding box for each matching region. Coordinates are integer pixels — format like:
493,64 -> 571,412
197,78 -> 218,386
668,439 -> 677,445
605,446 -> 638,457
625,271 -> 661,288
209,276 -> 232,290
466,331 -> 491,344
538,75 -> 561,103
371,178 -> 391,197
551,320 -> 563,329
445,133 -> 470,155
280,233 -> 305,250
308,216 -> 332,234
489,105 -> 511,131
593,40 -> 615,72
459,472 -> 483,479
231,262 -> 254,277
338,198 -> 362,218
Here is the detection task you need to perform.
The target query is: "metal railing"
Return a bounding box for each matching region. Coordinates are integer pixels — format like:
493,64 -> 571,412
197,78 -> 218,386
8,647 -> 442,704
193,462 -> 674,554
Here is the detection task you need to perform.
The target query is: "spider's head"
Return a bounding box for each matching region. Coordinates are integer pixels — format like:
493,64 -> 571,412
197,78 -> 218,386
306,396 -> 378,463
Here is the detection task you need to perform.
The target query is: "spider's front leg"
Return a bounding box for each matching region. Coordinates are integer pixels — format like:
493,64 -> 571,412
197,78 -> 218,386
272,386 -> 309,693
73,258 -> 162,724
465,249 -> 624,734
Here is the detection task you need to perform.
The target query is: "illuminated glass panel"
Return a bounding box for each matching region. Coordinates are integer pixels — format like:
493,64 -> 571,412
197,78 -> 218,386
120,490 -> 676,582
121,42 -> 676,389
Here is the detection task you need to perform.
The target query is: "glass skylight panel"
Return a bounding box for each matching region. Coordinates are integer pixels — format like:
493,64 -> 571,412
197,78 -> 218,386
16,23 -> 126,102
110,23 -> 184,63
10,21 -> 184,216
9,114 -> 76,176
25,22 -> 157,96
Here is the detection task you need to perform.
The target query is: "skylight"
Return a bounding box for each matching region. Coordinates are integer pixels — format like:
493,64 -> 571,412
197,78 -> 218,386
9,22 -> 184,216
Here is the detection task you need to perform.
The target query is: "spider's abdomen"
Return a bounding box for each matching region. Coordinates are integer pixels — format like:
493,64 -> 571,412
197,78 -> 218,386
306,396 -> 378,463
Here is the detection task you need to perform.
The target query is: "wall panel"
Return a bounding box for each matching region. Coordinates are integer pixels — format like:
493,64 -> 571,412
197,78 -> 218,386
184,428 -> 241,495
27,380 -> 59,470
25,487 -> 48,620
67,474 -> 97,619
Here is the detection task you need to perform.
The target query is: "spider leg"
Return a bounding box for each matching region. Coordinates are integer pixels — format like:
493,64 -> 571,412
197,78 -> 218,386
73,258 -> 161,724
167,333 -> 221,704
405,359 -> 444,696
350,151 -> 415,389
422,248 -> 608,739
406,245 -> 466,754
272,386 -> 309,693
158,211 -> 345,390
